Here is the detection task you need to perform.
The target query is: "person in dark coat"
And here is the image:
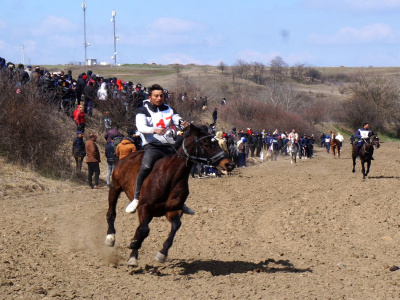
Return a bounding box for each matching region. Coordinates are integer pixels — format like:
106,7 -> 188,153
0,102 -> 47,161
104,125 -> 122,142
105,140 -> 115,187
75,73 -> 86,105
212,108 -> 218,124
72,131 -> 86,172
85,132 -> 101,188
83,81 -> 97,116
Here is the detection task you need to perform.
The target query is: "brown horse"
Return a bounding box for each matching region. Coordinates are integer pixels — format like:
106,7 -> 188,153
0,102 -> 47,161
352,135 -> 380,179
330,131 -> 341,158
105,124 -> 235,266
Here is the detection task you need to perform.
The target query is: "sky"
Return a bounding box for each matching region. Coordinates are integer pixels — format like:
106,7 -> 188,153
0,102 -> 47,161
2,0 -> 400,67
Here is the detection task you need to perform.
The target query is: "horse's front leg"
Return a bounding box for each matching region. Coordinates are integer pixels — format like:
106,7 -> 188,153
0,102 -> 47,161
365,160 -> 371,178
361,160 -> 366,179
105,184 -> 122,247
155,211 -> 182,263
128,208 -> 153,266
352,155 -> 356,173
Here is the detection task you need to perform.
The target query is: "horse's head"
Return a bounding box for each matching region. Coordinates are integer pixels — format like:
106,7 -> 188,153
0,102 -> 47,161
371,135 -> 380,149
181,124 -> 235,172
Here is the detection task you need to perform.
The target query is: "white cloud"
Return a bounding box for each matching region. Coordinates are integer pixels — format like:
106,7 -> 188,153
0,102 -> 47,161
303,0 -> 400,10
31,15 -> 79,37
308,23 -> 400,45
147,18 -> 206,34
237,50 -> 280,64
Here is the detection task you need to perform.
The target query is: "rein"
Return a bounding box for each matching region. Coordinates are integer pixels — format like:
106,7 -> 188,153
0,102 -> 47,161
176,134 -> 226,166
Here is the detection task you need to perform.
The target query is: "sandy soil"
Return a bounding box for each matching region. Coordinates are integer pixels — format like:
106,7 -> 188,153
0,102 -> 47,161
1,142 -> 399,299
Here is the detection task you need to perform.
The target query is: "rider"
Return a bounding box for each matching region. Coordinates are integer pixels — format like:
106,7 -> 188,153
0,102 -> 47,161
355,122 -> 373,159
125,84 -> 195,215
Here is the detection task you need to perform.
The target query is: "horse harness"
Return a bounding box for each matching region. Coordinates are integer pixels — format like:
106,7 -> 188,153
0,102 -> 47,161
179,134 -> 226,166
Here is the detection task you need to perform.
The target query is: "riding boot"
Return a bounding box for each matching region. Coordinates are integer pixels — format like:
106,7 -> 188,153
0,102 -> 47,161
125,168 -> 150,213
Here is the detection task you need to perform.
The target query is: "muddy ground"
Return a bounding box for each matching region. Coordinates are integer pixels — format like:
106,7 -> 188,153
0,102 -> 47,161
1,142 -> 399,299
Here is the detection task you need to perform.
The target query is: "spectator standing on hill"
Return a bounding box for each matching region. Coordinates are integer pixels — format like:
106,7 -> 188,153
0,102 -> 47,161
75,74 -> 86,105
73,104 -> 85,133
16,64 -> 29,85
72,131 -> 86,172
104,125 -> 122,142
221,98 -> 226,106
98,82 -> 108,101
237,137 -> 247,167
115,137 -> 136,159
83,81 -> 97,116
85,133 -> 101,189
25,65 -> 32,81
212,108 -> 218,124
105,139 -> 115,187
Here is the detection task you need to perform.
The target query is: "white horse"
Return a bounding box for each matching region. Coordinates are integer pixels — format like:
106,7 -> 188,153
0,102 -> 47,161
287,138 -> 299,164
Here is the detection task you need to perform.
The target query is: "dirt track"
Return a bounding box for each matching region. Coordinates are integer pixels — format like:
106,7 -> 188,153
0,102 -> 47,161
1,142 -> 399,299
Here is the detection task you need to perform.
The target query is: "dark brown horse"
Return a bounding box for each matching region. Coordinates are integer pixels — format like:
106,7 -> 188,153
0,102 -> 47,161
330,131 -> 341,158
105,124 -> 235,266
351,135 -> 380,179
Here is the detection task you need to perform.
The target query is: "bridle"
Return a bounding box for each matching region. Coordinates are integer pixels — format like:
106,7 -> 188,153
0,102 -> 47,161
178,134 -> 226,166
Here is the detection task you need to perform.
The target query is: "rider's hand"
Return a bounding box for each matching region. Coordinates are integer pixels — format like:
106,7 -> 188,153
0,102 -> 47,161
180,120 -> 190,128
154,128 -> 167,135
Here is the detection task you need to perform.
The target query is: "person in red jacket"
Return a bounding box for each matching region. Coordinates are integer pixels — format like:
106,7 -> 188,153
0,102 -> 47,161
73,105 -> 85,133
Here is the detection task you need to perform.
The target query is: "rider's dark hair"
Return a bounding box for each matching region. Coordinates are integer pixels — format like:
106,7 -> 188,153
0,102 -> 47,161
148,84 -> 164,96
363,122 -> 369,126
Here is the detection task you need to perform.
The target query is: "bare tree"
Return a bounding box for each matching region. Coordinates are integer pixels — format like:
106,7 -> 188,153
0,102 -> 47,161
232,59 -> 251,80
264,81 -> 305,111
250,62 -> 266,84
172,64 -> 183,75
269,56 -> 288,82
217,61 -> 227,74
305,67 -> 322,82
345,72 -> 400,132
290,63 -> 307,81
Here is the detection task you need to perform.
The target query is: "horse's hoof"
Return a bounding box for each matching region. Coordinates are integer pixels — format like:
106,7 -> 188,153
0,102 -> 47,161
352,170 -> 355,173
155,252 -> 167,263
127,257 -> 138,267
104,234 -> 115,247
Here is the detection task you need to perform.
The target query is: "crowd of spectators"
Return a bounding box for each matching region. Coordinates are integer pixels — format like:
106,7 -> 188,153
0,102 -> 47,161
1,56 -> 323,185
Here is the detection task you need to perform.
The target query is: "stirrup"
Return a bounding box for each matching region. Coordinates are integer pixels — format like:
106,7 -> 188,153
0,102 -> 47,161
125,199 -> 139,213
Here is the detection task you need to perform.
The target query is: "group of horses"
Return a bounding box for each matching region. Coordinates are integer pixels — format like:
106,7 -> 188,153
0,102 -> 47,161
104,125 -> 380,267
328,131 -> 380,179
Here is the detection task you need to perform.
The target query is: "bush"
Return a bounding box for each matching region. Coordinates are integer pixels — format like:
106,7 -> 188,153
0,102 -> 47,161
0,79 -> 75,177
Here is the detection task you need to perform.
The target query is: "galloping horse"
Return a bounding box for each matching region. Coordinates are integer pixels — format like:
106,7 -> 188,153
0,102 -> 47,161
330,131 -> 341,158
287,138 -> 299,164
351,135 -> 380,179
105,124 -> 235,266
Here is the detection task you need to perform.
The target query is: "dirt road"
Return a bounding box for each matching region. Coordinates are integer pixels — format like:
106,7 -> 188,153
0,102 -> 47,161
1,143 -> 399,299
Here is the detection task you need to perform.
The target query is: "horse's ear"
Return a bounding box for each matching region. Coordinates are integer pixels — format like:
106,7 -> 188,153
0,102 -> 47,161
183,123 -> 197,136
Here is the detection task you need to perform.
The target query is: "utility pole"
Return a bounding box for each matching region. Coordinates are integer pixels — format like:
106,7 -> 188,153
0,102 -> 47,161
20,44 -> 24,64
82,1 -> 90,65
111,10 -> 119,66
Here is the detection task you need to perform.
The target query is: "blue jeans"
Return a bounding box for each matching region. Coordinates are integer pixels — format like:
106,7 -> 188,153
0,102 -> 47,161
238,153 -> 246,167
84,99 -> 93,116
106,162 -> 115,185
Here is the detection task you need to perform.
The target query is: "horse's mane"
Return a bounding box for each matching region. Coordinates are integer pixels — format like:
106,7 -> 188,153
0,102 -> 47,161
172,124 -> 209,150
